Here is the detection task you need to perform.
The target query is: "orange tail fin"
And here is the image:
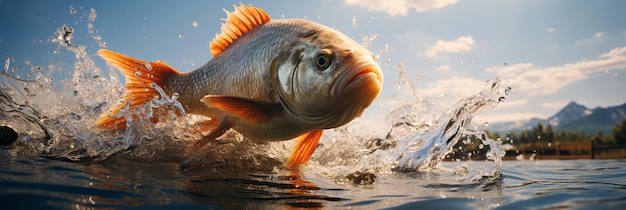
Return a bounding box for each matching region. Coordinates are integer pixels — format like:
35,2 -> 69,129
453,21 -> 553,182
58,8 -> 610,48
96,49 -> 179,129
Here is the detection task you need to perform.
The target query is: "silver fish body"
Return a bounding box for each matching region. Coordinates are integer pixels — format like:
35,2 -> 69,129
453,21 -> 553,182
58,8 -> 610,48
167,19 -> 382,141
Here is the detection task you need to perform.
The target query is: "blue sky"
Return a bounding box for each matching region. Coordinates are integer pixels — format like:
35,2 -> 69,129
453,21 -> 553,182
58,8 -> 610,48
1,0 -> 626,124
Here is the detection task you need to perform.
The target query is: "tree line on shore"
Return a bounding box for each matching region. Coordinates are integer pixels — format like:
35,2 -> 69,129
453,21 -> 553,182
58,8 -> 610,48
490,119 -> 626,145
445,119 -> 626,160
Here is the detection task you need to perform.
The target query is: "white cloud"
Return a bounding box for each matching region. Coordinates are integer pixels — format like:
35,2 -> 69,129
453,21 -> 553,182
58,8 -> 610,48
575,31 -> 606,46
475,112 -> 548,124
344,0 -> 458,16
595,32 -> 604,38
424,36 -> 475,58
498,99 -> 529,109
435,64 -> 451,72
486,45 -> 626,96
417,76 -> 487,103
540,100 -> 570,109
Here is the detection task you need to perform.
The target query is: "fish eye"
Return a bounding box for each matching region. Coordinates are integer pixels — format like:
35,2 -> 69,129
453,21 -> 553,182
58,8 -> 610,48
315,49 -> 333,71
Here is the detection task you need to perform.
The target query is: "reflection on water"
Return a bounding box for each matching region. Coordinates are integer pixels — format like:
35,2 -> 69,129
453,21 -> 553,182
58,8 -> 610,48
2,156 -> 625,209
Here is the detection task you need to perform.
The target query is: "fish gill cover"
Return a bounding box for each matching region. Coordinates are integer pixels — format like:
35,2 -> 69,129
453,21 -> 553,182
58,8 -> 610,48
0,6 -> 506,185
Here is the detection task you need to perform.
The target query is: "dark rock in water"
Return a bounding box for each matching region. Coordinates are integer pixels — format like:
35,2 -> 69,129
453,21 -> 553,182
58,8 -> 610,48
0,125 -> 18,146
346,171 -> 377,185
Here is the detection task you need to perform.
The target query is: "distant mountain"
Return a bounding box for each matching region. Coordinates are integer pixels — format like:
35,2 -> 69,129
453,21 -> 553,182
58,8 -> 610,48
558,103 -> 626,135
488,101 -> 626,136
546,101 -> 591,127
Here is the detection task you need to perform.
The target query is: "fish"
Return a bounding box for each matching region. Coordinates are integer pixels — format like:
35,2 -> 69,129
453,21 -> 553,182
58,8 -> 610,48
96,3 -> 383,167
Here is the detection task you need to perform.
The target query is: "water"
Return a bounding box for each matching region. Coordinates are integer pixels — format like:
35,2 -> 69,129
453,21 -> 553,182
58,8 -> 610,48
1,157 -> 625,209
1,7 -> 625,210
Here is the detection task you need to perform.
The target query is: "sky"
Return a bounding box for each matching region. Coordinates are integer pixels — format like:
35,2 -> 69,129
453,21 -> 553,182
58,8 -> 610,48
1,0 -> 626,125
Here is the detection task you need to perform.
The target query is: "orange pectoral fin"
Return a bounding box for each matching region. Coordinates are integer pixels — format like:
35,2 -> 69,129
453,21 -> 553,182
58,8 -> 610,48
287,130 -> 323,168
200,95 -> 281,124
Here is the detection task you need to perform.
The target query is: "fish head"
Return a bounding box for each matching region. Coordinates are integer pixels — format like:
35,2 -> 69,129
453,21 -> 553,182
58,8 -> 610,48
271,22 -> 383,128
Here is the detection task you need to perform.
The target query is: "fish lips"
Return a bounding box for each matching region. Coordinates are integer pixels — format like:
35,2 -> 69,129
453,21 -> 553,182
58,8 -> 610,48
331,60 -> 383,98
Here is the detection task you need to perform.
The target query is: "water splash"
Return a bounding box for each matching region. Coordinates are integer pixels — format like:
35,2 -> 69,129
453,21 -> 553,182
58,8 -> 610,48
297,62 -> 507,185
393,78 -> 504,171
0,9 -> 193,161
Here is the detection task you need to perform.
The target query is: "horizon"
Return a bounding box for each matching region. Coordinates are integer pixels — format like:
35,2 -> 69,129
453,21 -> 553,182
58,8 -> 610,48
1,0 -> 625,125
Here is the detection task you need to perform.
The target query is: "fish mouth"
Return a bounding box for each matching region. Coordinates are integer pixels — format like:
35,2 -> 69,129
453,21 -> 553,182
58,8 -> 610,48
331,60 -> 383,98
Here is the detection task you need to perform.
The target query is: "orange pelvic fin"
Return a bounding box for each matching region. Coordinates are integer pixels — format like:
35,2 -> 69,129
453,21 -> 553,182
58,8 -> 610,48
210,3 -> 271,57
287,129 -> 323,168
200,95 -> 281,124
96,49 -> 180,129
193,119 -> 231,150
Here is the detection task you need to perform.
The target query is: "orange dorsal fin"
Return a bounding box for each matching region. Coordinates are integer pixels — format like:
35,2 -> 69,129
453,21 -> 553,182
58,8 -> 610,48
287,130 -> 323,168
96,49 -> 180,129
209,3 -> 271,57
200,95 -> 281,124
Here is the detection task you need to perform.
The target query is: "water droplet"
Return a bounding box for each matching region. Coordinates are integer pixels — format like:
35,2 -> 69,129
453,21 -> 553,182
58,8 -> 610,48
69,6 -> 76,14
11,67 -> 17,73
192,20 -> 198,28
548,142 -> 552,147
498,96 -> 505,102
178,34 -> 185,39
386,57 -> 391,65
30,65 -> 42,71
484,122 -> 489,127
3,56 -> 10,73
73,90 -> 78,96
479,144 -> 484,149
505,86 -> 512,95
423,58 -> 428,63
503,62 -> 508,66
135,72 -> 141,77
537,136 -> 542,140
459,60 -> 464,64
88,8 -> 97,22
150,83 -> 157,88
144,62 -> 152,71
352,16 -> 357,28
172,93 -> 179,100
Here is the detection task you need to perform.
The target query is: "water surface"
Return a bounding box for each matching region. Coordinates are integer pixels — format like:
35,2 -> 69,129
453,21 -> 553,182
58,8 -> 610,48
1,157 -> 625,209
